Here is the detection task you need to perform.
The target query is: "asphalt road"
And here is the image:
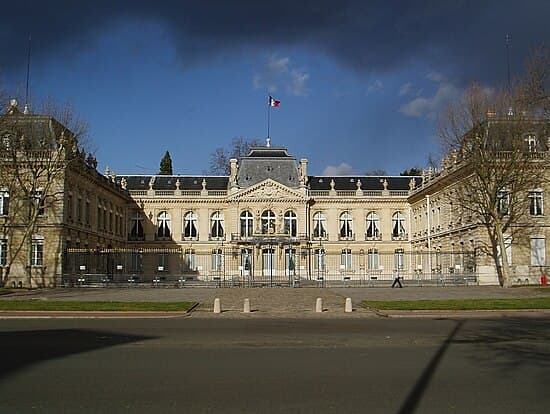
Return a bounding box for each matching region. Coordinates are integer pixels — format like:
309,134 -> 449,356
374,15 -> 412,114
1,317 -> 549,413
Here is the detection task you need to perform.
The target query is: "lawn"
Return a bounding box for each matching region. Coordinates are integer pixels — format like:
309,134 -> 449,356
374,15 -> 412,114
362,298 -> 550,311
0,301 -> 196,312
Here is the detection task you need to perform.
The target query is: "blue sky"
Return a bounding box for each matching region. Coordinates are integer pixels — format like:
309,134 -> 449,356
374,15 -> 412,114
1,1 -> 548,176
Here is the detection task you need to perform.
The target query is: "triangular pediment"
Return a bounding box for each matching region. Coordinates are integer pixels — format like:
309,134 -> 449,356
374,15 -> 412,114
229,179 -> 307,202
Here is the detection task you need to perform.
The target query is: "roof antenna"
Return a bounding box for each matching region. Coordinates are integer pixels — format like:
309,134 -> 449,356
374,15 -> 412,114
24,34 -> 31,114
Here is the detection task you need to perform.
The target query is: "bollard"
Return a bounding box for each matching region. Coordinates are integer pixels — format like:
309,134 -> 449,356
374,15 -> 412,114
243,298 -> 251,313
315,297 -> 323,313
213,298 -> 221,314
345,297 -> 353,313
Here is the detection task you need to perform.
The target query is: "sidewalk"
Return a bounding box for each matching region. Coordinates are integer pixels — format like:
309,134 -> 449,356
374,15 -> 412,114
1,286 -> 549,318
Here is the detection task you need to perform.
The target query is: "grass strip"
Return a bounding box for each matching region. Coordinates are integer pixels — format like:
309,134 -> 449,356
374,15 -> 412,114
362,298 -> 550,311
0,301 -> 195,312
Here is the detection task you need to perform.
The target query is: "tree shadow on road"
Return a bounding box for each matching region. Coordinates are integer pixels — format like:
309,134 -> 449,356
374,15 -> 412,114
0,329 -> 156,382
397,319 -> 465,414
454,317 -> 550,371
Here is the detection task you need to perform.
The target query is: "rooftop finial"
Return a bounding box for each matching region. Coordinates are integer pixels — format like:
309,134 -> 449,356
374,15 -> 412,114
266,137 -> 271,147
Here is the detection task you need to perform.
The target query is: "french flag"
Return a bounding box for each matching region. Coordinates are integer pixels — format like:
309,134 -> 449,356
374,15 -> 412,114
269,96 -> 280,107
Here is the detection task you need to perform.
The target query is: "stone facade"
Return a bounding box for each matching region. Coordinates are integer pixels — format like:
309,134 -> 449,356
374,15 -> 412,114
2,103 -> 549,287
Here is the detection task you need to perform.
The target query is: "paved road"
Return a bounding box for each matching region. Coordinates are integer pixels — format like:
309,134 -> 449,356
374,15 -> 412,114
1,317 -> 549,413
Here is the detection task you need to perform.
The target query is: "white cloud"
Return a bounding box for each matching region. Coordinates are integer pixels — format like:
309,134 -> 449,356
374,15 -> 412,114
322,162 -> 354,175
253,54 -> 309,96
367,79 -> 383,93
399,82 -> 413,96
426,71 -> 443,82
399,73 -> 460,119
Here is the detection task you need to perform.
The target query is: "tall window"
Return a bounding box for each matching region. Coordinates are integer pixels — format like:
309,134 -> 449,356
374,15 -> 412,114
130,252 -> 142,273
130,212 -> 144,239
497,190 -> 509,215
525,134 -> 537,152
67,193 -> 73,220
285,248 -> 296,275
184,249 -> 196,271
210,211 -> 225,239
34,191 -> 45,217
0,238 -> 7,266
368,248 -> 379,270
341,249 -> 352,270
211,248 -> 223,271
314,248 -> 326,272
339,212 -> 353,239
240,211 -> 254,237
531,237 -> 546,266
313,212 -> 327,239
31,237 -> 44,266
157,211 -> 171,238
241,248 -> 253,274
262,247 -> 275,273
157,253 -> 168,272
366,212 -> 380,238
529,190 -> 544,216
392,211 -> 406,238
77,197 -> 82,222
85,199 -> 90,225
0,190 -> 9,216
261,210 -> 276,234
184,211 -> 198,239
284,211 -> 297,236
394,249 -> 405,271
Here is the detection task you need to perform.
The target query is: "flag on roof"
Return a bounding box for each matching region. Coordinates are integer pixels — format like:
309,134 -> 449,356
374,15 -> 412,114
269,96 -> 280,107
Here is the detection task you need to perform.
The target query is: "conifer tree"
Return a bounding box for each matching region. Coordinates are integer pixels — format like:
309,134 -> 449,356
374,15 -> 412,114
159,151 -> 173,175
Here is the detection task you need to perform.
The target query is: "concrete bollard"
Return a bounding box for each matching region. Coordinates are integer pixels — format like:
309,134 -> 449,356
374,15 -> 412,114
345,297 -> 353,313
243,298 -> 251,313
315,297 -> 323,313
213,298 -> 221,314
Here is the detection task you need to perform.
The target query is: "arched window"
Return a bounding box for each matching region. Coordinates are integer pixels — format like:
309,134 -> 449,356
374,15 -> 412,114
210,211 -> 225,239
392,211 -> 406,238
313,212 -> 327,239
130,211 -> 144,239
284,210 -> 297,236
157,211 -> 171,238
339,211 -> 353,239
261,210 -> 276,234
366,212 -> 380,239
240,211 -> 254,237
183,211 -> 198,239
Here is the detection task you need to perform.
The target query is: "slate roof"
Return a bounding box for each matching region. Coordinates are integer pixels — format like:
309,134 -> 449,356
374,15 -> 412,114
120,175 -> 229,191
308,176 -> 421,191
237,146 -> 300,189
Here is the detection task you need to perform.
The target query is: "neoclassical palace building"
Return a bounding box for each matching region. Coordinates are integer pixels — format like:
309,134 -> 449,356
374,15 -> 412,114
1,101 -> 548,287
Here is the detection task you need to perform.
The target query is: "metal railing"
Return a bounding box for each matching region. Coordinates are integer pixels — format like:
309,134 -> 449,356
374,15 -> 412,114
62,248 -> 478,288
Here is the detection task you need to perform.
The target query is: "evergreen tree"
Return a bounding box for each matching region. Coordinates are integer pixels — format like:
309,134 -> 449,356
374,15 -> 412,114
159,151 -> 173,175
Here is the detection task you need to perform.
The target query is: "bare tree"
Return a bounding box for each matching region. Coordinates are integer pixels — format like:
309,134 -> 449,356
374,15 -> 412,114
439,52 -> 549,287
208,137 -> 261,175
0,99 -> 90,287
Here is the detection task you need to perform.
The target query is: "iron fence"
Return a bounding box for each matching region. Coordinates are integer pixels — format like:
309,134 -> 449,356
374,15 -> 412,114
62,248 -> 477,288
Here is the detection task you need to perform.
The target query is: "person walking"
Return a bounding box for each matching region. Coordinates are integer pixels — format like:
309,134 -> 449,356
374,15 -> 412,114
391,269 -> 403,288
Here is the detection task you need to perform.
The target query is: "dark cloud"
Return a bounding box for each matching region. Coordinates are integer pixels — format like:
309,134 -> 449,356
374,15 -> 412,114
1,0 -> 548,85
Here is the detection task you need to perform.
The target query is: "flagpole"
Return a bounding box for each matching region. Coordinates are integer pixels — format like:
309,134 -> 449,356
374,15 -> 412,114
267,94 -> 271,139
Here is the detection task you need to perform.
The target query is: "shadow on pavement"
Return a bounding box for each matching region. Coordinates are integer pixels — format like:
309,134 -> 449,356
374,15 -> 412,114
397,319 -> 465,414
455,317 -> 550,370
0,329 -> 156,382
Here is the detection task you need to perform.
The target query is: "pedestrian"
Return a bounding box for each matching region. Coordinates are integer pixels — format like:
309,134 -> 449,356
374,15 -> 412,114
391,270 -> 403,288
